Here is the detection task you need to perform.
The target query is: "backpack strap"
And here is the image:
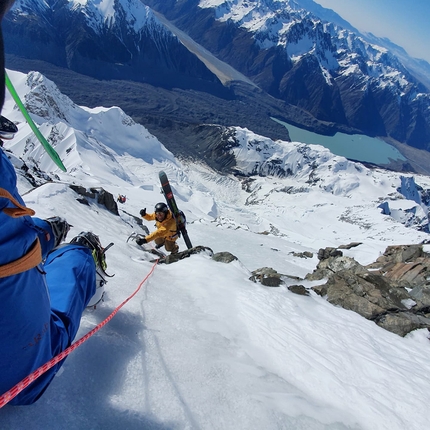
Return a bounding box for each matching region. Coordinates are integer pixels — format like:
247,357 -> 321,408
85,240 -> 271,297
0,187 -> 42,277
0,187 -> 36,218
0,237 -> 42,278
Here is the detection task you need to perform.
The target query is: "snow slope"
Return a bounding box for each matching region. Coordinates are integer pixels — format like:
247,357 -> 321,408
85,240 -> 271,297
1,69 -> 430,430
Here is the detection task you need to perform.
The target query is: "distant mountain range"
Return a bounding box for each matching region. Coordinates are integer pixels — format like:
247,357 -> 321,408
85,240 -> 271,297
4,0 -> 430,171
3,0 -> 223,91
144,0 -> 430,149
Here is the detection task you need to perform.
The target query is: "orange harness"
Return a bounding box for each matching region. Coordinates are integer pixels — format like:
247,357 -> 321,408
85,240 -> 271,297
0,187 -> 42,278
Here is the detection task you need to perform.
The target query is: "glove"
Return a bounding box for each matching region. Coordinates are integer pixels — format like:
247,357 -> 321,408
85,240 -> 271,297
45,216 -> 71,247
140,208 -> 146,217
136,237 -> 147,246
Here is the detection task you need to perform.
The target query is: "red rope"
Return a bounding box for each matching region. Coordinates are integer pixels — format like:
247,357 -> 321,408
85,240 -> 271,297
0,260 -> 158,408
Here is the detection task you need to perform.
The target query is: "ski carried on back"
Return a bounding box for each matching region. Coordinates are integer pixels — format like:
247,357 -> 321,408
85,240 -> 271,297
159,170 -> 193,250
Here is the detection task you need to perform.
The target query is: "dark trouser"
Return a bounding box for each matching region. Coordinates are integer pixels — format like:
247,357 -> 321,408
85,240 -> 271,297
155,238 -> 179,253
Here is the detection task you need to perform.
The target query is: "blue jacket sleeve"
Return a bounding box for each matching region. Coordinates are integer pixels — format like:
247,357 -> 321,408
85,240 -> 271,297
32,218 -> 56,259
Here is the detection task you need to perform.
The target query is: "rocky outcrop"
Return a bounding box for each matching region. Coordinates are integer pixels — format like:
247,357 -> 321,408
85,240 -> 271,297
241,241 -> 430,337
163,246 -> 213,264
212,252 -> 238,264
69,185 -> 119,216
307,244 -> 430,336
250,267 -> 284,287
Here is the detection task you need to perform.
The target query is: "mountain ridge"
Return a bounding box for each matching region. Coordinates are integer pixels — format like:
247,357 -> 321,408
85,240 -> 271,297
4,0 -> 430,174
4,0 -> 224,91
143,0 -> 430,150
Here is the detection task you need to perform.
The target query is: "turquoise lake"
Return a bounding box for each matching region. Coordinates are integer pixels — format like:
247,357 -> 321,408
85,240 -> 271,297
271,118 -> 406,164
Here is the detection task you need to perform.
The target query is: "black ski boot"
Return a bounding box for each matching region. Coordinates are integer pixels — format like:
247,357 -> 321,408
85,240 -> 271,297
45,216 -> 72,248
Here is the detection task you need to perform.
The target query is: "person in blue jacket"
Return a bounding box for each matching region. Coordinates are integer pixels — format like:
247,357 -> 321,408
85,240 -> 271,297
0,0 -> 110,405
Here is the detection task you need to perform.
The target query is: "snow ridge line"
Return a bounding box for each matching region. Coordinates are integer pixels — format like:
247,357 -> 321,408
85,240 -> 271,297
0,260 -> 159,408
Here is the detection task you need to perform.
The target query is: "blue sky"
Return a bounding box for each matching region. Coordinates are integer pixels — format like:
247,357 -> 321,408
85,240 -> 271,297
314,0 -> 430,63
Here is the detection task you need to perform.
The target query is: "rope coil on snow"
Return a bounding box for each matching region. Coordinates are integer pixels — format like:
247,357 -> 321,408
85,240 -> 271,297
0,260 -> 159,408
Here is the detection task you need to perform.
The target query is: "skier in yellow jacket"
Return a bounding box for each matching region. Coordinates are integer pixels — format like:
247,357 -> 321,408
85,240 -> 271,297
137,203 -> 179,254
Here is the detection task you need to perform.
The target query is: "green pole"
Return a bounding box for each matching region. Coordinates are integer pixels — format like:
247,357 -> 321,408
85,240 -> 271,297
5,72 -> 67,172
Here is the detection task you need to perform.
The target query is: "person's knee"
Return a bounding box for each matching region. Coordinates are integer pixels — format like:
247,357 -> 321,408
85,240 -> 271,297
165,240 -> 178,253
154,238 -> 165,247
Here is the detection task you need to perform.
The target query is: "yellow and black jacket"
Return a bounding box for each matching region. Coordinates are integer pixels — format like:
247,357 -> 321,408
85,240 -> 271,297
143,211 -> 178,242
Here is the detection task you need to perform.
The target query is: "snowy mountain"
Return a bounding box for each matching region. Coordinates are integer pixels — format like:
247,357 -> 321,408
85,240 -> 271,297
4,0 -> 222,91
362,32 -> 430,92
5,0 -> 430,158
144,0 -> 430,150
2,68 -> 430,429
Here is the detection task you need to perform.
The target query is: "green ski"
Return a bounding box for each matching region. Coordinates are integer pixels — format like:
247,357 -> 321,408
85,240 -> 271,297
5,72 -> 67,172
